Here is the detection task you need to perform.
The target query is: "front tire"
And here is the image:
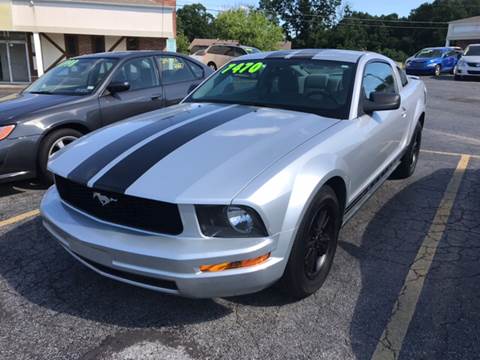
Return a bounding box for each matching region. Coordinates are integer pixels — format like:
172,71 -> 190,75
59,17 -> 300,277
390,123 -> 422,180
37,128 -> 82,184
208,62 -> 217,71
281,185 -> 341,299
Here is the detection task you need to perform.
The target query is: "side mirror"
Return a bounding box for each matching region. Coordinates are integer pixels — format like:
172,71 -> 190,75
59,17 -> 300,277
363,92 -> 401,114
107,81 -> 130,94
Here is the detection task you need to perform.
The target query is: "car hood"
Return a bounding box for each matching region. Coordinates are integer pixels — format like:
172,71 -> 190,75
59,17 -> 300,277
50,103 -> 339,203
461,55 -> 480,63
408,57 -> 440,64
0,92 -> 76,123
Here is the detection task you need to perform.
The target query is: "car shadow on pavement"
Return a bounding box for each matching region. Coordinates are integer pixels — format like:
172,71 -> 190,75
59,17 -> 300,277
341,167 -> 480,360
0,180 -> 48,198
0,218 -> 231,328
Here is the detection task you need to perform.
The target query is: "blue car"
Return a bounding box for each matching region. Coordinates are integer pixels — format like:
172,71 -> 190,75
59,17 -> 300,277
405,47 -> 462,76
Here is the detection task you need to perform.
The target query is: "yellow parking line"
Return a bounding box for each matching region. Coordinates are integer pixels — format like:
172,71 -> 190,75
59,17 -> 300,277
0,209 -> 40,229
371,154 -> 470,360
421,149 -> 480,159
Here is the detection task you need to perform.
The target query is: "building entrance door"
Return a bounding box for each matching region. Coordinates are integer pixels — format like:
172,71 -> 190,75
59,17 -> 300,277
0,40 -> 31,83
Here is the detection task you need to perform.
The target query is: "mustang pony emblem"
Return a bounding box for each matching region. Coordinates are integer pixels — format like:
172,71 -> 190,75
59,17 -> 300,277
92,192 -> 118,206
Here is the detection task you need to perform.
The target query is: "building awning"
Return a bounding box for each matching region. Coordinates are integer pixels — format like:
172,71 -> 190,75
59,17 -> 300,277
0,0 -> 175,38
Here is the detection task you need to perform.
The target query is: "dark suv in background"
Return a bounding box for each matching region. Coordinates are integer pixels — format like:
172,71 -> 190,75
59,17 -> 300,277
0,51 -> 211,184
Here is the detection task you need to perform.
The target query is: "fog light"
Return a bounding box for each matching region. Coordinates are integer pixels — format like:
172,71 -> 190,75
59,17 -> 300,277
199,253 -> 271,272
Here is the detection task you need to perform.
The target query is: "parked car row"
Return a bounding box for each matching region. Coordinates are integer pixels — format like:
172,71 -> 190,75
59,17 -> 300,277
405,46 -> 462,76
405,44 -> 480,80
0,51 -> 212,183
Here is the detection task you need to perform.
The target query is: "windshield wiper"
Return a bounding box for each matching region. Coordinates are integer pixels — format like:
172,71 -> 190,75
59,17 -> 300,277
28,91 -> 53,95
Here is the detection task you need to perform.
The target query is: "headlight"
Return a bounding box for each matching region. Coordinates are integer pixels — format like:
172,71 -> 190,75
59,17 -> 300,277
195,205 -> 268,238
458,59 -> 466,67
0,125 -> 15,141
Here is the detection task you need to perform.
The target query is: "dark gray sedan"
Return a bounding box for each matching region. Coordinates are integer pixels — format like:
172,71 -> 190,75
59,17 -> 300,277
0,50 -> 212,183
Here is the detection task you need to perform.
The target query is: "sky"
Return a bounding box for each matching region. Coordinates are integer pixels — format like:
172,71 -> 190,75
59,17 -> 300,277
176,0 -> 434,17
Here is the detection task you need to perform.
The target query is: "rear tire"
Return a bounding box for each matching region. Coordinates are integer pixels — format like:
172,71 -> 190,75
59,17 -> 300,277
208,62 -> 217,71
434,64 -> 441,77
390,123 -> 422,180
281,185 -> 341,299
37,128 -> 82,184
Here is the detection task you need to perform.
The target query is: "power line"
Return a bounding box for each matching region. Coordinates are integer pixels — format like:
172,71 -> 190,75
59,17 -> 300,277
336,23 -> 449,30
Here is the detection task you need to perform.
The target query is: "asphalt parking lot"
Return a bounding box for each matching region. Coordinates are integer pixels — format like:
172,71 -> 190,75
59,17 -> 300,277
1,76 -> 479,360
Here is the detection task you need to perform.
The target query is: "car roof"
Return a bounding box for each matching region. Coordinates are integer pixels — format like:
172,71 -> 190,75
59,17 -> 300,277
421,47 -> 455,51
74,50 -> 183,60
236,49 -> 367,63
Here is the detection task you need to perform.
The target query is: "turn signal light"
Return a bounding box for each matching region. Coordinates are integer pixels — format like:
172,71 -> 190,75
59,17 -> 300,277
199,253 -> 271,273
0,125 -> 15,141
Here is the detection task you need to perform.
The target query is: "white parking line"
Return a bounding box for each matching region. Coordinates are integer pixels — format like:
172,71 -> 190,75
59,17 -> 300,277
371,154 -> 470,360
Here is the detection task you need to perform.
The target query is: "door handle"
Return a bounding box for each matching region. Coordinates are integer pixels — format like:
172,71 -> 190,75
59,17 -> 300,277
151,94 -> 162,101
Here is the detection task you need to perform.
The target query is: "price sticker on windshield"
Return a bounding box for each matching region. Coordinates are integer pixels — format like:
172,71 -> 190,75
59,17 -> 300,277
59,59 -> 79,68
221,62 -> 265,75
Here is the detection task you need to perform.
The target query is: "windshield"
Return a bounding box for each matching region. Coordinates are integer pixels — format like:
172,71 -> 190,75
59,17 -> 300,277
415,49 -> 444,58
243,47 -> 260,54
186,59 -> 356,119
26,58 -> 117,95
465,46 -> 480,56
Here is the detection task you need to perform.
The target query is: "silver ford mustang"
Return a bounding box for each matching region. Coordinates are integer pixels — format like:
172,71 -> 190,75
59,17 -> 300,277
41,49 -> 426,299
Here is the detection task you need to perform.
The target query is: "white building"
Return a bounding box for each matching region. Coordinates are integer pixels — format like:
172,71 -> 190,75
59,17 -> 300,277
446,16 -> 480,48
0,0 -> 176,84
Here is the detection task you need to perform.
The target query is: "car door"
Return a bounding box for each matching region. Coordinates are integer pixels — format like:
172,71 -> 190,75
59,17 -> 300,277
442,50 -> 456,71
349,61 -> 405,194
210,45 -> 231,68
156,55 -> 205,106
99,56 -> 163,126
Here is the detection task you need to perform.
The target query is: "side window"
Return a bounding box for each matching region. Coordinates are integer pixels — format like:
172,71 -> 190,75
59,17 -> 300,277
111,57 -> 158,91
362,62 -> 398,99
233,47 -> 246,57
156,56 -> 195,84
208,46 -> 227,55
225,47 -> 236,56
397,66 -> 408,87
185,59 -> 204,79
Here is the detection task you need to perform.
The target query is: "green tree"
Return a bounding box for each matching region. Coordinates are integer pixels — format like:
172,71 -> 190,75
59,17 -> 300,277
214,8 -> 284,50
259,0 -> 342,48
176,32 -> 190,54
177,4 -> 215,42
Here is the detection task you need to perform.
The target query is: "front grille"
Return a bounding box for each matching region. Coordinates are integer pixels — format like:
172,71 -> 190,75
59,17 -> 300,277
74,252 -> 178,290
55,176 -> 183,235
467,62 -> 480,67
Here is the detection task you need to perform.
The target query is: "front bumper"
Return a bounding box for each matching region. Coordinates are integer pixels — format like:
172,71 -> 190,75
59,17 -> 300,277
455,65 -> 480,77
40,187 -> 290,298
0,135 -> 40,182
405,66 -> 436,75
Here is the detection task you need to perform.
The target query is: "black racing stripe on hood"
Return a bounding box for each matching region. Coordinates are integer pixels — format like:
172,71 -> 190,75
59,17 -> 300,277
265,50 -> 292,59
290,49 -> 324,59
67,104 -> 219,184
93,105 -> 255,194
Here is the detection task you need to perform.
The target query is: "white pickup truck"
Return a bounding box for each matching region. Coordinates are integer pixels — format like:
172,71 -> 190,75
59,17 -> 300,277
41,49 -> 427,299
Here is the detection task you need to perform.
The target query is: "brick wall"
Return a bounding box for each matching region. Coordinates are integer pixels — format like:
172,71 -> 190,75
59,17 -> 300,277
153,0 -> 175,7
78,35 -> 93,55
138,37 -> 167,50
